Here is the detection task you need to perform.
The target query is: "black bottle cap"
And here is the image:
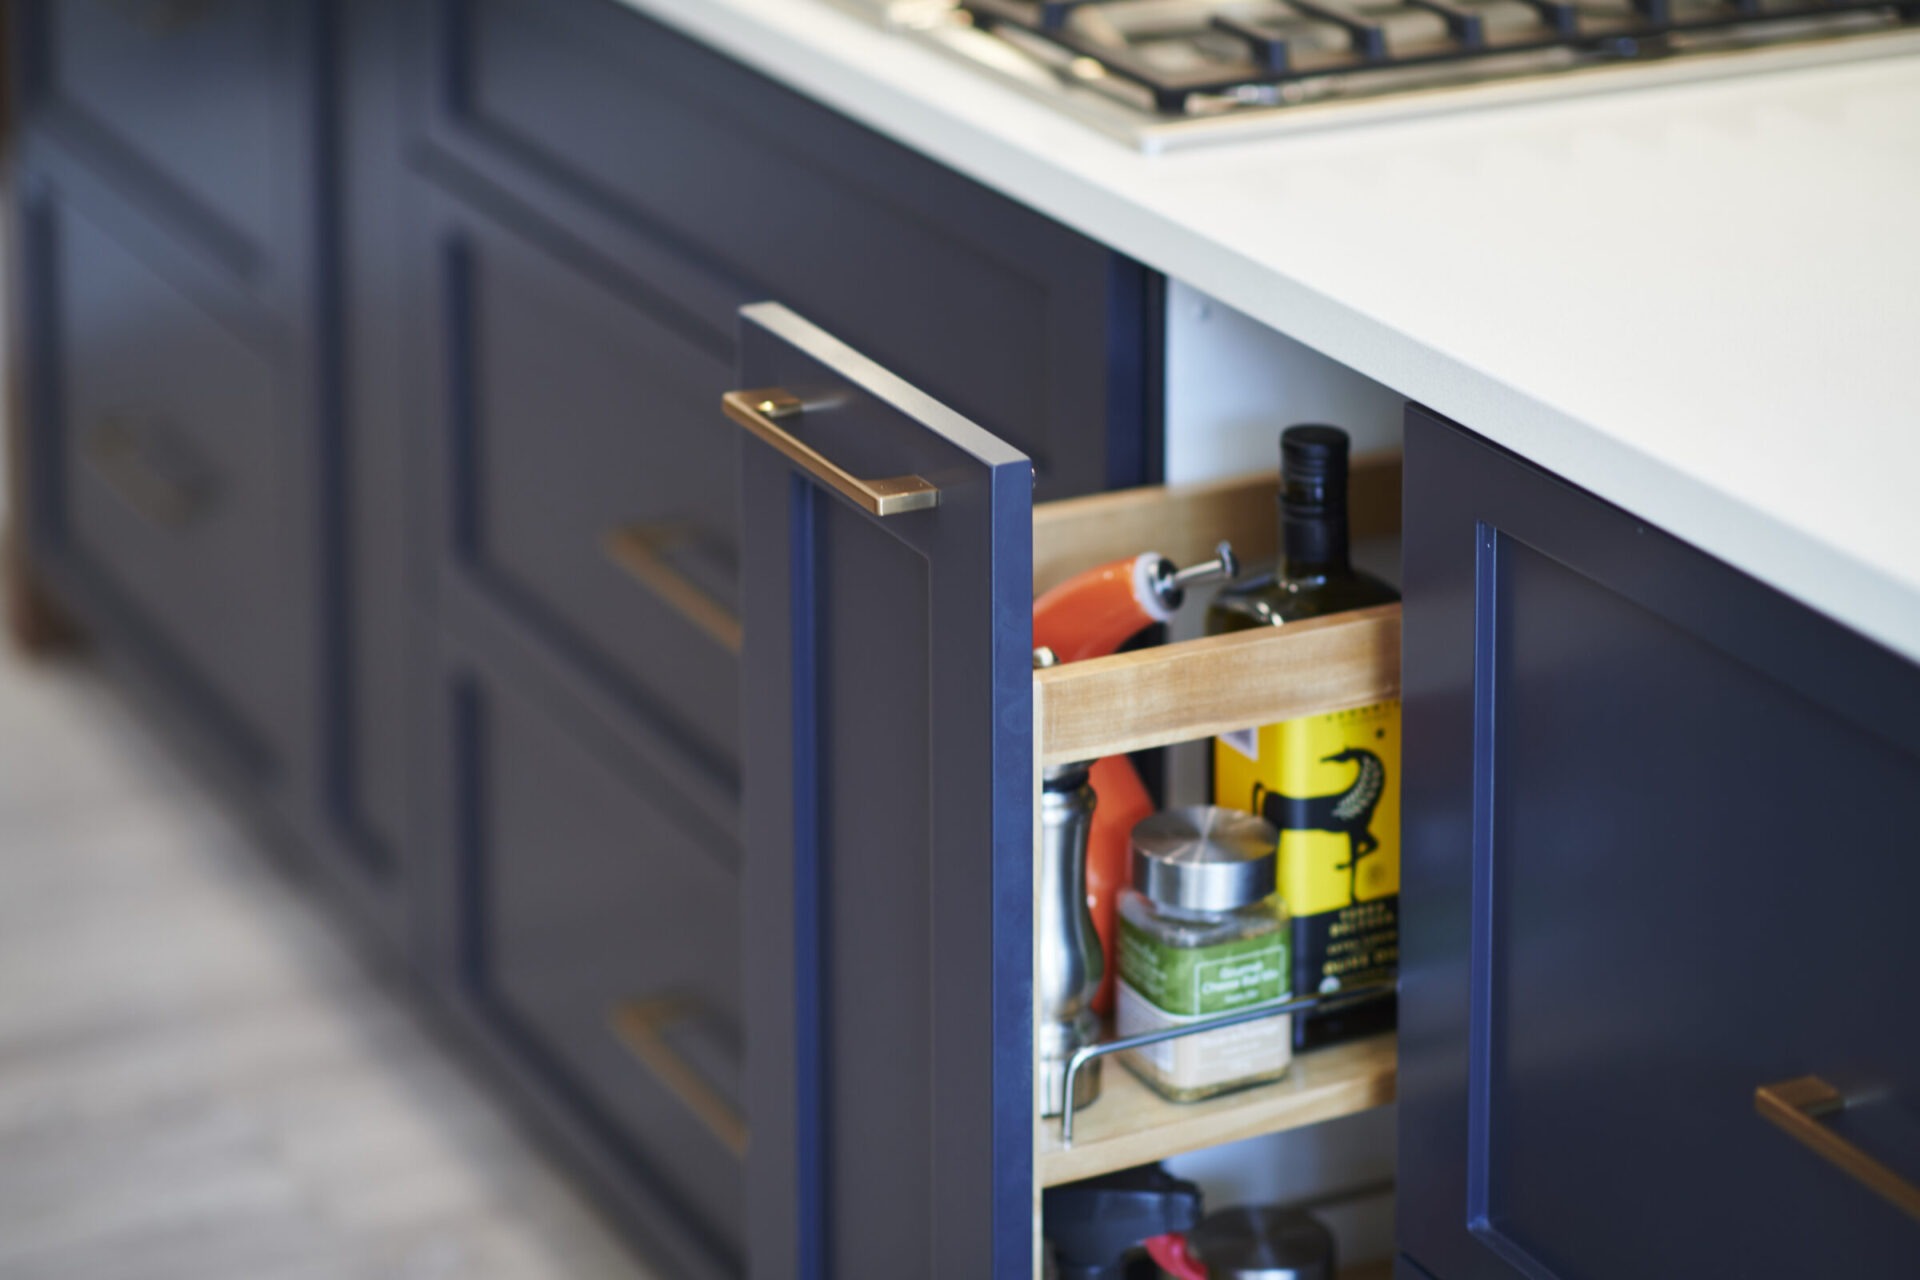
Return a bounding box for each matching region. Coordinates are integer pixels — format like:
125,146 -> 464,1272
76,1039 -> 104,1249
1279,425 -> 1350,569
1280,425 -> 1350,520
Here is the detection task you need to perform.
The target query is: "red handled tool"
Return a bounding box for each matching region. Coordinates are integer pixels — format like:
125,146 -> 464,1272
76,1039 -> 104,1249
1033,542 -> 1236,1015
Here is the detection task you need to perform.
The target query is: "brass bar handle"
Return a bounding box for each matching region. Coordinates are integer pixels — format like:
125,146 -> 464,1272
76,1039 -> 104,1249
609,997 -> 748,1158
721,388 -> 939,517
1755,1076 -> 1920,1222
601,523 -> 743,655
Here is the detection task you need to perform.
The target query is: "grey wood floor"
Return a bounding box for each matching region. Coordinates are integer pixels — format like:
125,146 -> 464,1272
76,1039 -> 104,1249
0,644 -> 656,1280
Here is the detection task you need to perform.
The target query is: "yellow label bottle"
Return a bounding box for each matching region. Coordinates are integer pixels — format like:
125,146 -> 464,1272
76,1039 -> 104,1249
1206,425 -> 1400,1049
1213,702 -> 1399,1048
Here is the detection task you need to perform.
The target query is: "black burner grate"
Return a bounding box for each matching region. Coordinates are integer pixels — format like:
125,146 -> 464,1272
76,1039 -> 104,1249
962,0 -> 1920,112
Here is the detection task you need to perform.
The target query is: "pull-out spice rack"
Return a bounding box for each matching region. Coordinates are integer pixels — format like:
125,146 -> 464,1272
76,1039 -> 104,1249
1027,456 -> 1403,1197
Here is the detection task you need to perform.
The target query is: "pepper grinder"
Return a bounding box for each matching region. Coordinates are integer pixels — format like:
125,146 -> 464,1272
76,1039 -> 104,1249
1035,647 -> 1104,1118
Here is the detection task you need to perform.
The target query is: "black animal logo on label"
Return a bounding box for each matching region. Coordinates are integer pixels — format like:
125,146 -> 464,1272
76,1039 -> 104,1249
1252,747 -> 1385,906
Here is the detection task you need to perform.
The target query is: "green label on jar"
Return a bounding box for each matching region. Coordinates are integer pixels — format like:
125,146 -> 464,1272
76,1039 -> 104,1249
1117,917 -> 1290,1018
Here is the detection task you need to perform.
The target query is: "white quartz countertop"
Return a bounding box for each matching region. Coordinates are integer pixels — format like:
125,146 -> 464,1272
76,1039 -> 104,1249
621,0 -> 1920,663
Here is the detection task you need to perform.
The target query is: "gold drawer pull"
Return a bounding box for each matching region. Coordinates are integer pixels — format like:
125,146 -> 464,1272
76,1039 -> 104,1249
1756,1076 -> 1920,1222
601,524 -> 742,655
721,388 -> 939,517
609,997 -> 747,1158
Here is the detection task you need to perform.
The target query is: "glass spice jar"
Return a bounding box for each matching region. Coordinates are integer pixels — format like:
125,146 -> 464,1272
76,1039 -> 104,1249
1116,805 -> 1292,1102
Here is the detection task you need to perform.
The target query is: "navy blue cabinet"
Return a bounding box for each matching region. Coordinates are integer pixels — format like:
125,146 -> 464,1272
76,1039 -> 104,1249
18,158 -> 296,770
432,647 -> 746,1275
398,1 -> 1155,1273
13,1 -> 1160,1274
1398,407 -> 1920,1279
11,2 -> 331,845
19,5 -> 1920,1276
735,304 -> 1035,1280
20,0 -> 290,269
12,0 -> 424,941
412,174 -> 749,1278
414,179 -> 747,791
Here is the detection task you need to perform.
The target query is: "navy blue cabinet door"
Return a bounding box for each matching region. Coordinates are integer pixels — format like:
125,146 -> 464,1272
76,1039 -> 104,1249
736,305 -> 1034,1279
14,0 -> 420,940
411,178 -> 744,806
11,2 -> 328,834
411,158 -> 749,1279
434,647 -> 745,1277
1398,408 -> 1920,1279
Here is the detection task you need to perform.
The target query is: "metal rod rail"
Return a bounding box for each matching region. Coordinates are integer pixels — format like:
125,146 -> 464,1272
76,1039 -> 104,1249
1057,980 -> 1397,1146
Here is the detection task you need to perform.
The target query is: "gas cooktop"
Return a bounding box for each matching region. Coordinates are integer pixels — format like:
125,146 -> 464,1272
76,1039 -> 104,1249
857,0 -> 1920,148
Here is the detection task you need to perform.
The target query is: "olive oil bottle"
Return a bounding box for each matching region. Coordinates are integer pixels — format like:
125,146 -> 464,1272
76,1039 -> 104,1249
1209,425 -> 1400,1050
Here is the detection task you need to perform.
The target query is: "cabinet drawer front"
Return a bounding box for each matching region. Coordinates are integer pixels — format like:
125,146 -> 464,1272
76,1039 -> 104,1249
1399,408 -> 1920,1279
418,0 -> 1152,502
33,181 -> 295,771
426,192 -> 742,777
24,0 -> 293,256
460,669 -> 743,1269
735,304 -> 1034,1280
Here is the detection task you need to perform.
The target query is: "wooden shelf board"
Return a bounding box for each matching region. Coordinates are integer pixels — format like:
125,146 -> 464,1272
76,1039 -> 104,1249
1037,1033 -> 1397,1187
1035,604 -> 1401,767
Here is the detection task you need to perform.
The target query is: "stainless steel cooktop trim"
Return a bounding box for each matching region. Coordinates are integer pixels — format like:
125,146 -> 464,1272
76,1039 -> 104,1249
910,10 -> 1920,151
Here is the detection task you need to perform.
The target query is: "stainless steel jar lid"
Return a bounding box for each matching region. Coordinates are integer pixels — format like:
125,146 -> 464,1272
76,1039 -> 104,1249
1190,1206 -> 1336,1280
1130,805 -> 1277,912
